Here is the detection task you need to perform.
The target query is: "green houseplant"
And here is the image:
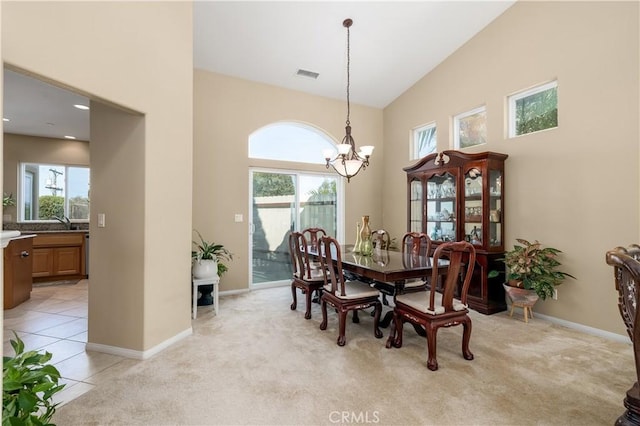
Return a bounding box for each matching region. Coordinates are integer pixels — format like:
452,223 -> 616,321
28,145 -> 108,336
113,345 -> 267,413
191,230 -> 232,279
3,332 -> 65,426
492,238 -> 576,300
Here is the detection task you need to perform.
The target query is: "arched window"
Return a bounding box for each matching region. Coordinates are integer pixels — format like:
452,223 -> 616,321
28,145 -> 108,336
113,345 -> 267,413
249,122 -> 335,165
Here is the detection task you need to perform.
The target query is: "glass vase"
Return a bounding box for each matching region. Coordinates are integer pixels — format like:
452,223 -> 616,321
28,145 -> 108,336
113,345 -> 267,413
353,222 -> 362,253
360,215 -> 373,256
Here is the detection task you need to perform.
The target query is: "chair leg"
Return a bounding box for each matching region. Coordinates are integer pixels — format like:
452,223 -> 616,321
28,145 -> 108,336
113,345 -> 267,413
337,310 -> 348,346
304,287 -> 313,320
320,299 -> 328,331
461,315 -> 474,361
290,283 -> 297,311
373,302 -> 383,339
352,310 -> 360,323
385,313 -> 396,349
425,324 -> 439,371
393,314 -> 404,348
523,306 -> 529,323
509,303 -> 515,317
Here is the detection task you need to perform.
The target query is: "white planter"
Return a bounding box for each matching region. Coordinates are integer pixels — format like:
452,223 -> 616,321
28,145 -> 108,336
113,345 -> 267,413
192,259 -> 219,279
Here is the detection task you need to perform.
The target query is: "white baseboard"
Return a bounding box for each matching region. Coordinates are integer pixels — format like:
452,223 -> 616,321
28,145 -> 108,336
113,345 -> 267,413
219,288 -> 249,297
506,304 -> 630,344
86,327 -> 193,360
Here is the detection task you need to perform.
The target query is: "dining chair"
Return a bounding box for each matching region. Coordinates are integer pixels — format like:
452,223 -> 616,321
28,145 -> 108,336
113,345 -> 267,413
371,229 -> 391,251
386,240 -> 476,371
288,231 -> 325,320
401,232 -> 432,293
319,235 -> 383,346
606,244 -> 640,424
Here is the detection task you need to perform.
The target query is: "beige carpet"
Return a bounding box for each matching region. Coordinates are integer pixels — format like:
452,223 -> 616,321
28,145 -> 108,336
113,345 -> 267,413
55,286 -> 634,425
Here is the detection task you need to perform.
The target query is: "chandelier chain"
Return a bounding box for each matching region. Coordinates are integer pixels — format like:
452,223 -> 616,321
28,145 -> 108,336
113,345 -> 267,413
345,23 -> 350,126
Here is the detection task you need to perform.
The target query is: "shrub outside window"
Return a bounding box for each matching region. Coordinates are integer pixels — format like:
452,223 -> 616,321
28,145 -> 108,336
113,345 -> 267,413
412,123 -> 437,160
509,81 -> 558,137
454,106 -> 487,149
19,163 -> 90,222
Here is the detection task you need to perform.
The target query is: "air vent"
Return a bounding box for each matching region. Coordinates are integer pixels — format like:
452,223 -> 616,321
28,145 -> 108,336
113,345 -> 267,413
296,69 -> 320,79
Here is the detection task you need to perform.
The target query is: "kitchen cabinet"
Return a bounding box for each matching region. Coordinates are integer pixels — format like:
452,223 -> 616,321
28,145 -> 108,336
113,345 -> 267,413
404,150 -> 508,314
4,236 -> 35,309
32,232 -> 86,281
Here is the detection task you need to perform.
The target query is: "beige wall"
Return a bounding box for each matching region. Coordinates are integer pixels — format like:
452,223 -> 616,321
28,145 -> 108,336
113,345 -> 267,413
193,70 -> 383,291
2,2 -> 193,352
2,133 -> 90,223
384,1 -> 639,335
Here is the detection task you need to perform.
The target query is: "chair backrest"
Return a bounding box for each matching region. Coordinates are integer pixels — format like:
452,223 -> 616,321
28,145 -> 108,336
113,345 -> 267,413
372,229 -> 391,251
301,227 -> 327,253
606,244 -> 640,384
288,231 -> 315,281
428,241 -> 476,312
319,235 -> 347,297
402,232 -> 431,257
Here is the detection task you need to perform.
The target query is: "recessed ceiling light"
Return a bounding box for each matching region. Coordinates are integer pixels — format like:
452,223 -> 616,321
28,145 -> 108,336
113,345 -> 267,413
2,118 -> 9,122
64,135 -> 76,140
73,104 -> 89,110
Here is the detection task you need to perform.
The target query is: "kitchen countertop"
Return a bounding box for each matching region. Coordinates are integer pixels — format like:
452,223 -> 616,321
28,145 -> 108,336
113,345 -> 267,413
26,230 -> 89,234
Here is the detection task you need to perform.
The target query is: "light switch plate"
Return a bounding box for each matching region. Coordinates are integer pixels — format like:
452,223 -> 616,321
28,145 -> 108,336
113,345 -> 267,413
234,214 -> 243,222
97,213 -> 106,228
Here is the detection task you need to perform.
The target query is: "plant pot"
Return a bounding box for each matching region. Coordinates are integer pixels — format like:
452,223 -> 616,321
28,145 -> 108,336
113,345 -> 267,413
192,259 -> 219,279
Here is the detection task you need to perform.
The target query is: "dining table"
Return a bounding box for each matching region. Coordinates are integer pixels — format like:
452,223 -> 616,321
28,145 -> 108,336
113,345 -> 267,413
311,244 -> 450,328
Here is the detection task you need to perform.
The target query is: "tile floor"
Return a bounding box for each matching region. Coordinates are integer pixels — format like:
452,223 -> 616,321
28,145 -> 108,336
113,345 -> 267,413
3,279 -> 126,407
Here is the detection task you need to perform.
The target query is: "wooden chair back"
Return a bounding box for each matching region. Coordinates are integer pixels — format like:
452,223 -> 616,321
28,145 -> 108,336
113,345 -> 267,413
371,229 -> 391,251
288,231 -> 314,281
319,235 -> 347,297
301,227 -> 327,253
402,232 -> 431,257
429,241 -> 476,312
606,245 -> 640,384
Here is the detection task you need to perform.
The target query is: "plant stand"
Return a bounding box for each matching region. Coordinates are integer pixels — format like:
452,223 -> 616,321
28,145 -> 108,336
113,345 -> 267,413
192,276 -> 219,319
503,283 -> 539,323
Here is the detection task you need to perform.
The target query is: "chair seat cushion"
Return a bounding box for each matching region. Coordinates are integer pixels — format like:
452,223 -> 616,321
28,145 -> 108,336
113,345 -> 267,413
404,278 -> 426,288
324,280 -> 379,300
295,268 -> 325,282
396,290 -> 467,315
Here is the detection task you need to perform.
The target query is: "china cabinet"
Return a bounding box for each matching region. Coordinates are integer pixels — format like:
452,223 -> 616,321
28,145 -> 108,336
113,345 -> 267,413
404,150 -> 508,314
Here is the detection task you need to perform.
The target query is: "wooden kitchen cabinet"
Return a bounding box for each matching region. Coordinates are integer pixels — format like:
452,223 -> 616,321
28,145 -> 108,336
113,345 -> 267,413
4,236 -> 35,309
32,232 -> 86,281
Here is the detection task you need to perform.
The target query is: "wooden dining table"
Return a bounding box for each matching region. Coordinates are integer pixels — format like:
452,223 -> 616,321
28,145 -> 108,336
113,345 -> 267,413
311,244 -> 450,327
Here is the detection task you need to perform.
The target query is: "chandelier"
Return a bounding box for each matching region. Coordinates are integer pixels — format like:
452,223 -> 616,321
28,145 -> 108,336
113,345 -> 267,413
323,18 -> 374,183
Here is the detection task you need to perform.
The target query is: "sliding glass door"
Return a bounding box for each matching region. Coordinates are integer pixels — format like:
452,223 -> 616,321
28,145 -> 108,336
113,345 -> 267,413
250,169 -> 341,288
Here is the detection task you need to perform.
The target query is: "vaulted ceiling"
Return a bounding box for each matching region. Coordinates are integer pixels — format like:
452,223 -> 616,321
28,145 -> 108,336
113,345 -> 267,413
3,1 -> 515,141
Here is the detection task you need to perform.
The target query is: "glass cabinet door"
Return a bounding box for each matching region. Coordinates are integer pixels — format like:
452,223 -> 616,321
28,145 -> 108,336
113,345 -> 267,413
488,169 -> 503,247
426,172 -> 456,242
409,179 -> 423,232
464,168 -> 483,245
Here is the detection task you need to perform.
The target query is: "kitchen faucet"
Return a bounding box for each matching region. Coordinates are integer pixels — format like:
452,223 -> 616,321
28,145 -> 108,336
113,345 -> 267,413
53,215 -> 72,230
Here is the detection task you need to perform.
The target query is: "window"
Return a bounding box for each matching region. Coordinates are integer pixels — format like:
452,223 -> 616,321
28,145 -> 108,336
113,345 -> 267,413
249,122 -> 336,164
19,163 -> 90,222
508,80 -> 558,137
454,106 -> 487,149
412,123 -> 437,159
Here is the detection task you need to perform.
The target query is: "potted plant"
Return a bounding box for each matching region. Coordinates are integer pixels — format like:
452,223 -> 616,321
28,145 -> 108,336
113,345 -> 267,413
191,230 -> 232,280
3,332 -> 65,425
491,238 -> 576,300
